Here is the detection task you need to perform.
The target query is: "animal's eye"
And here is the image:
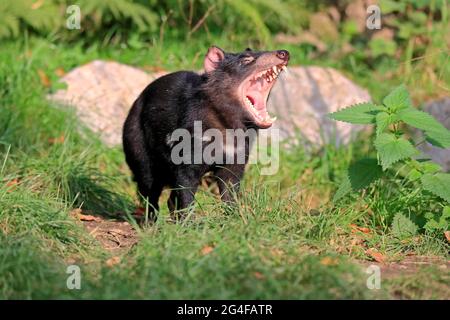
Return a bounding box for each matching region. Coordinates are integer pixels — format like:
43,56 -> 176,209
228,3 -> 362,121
241,56 -> 255,64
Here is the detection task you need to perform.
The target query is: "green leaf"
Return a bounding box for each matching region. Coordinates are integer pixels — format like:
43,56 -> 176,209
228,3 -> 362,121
392,213 -> 418,238
424,206 -> 450,232
443,206 -> 450,219
375,111 -> 398,136
397,108 -> 450,133
342,20 -> 359,37
328,103 -> 384,124
374,133 -> 418,170
423,219 -> 440,231
407,168 -> 422,181
420,161 -> 442,174
397,108 -> 450,148
425,128 -> 450,149
382,84 -> 412,111
333,158 -> 382,202
397,108 -> 441,131
333,175 -> 352,202
380,0 -> 406,13
421,173 -> 450,203
348,158 -> 383,190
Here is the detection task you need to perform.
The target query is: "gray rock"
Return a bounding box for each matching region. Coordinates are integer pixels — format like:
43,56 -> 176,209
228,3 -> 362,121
49,61 -> 371,147
415,98 -> 450,171
49,60 -> 161,146
267,66 -> 371,146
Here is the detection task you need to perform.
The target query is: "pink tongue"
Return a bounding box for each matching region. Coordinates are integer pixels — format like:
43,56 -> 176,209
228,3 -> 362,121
247,91 -> 264,109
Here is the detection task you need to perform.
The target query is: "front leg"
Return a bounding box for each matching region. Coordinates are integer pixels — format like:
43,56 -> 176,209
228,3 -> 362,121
168,166 -> 202,219
214,164 -> 245,203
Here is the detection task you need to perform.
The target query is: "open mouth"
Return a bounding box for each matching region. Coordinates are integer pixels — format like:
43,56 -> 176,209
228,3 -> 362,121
241,63 -> 287,128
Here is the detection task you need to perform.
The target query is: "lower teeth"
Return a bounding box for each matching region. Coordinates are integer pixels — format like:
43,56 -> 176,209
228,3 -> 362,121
244,99 -> 277,123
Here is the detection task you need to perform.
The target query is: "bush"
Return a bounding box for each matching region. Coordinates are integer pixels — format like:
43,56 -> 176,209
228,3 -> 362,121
0,0 -> 302,43
330,85 -> 450,236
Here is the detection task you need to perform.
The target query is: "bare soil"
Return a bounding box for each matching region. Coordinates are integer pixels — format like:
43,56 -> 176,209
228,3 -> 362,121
82,218 -> 138,254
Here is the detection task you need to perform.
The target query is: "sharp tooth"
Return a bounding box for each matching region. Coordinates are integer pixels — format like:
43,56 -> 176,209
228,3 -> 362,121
272,66 -> 277,74
262,115 -> 277,123
246,97 -> 256,109
282,65 -> 288,74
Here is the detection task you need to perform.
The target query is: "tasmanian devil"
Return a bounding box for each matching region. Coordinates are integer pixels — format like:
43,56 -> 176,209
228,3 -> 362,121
123,46 -> 289,220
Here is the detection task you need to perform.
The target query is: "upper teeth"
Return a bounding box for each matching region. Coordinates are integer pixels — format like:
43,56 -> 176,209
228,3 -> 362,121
243,64 -> 287,124
253,64 -> 287,83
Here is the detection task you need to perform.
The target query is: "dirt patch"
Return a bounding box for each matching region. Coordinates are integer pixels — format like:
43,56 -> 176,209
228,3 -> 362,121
359,255 -> 449,278
356,255 -> 450,299
382,256 -> 448,278
82,218 -> 138,253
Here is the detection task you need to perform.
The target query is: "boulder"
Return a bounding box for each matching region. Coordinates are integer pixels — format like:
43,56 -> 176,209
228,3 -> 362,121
49,60 -> 161,146
267,66 -> 371,146
49,61 -> 371,147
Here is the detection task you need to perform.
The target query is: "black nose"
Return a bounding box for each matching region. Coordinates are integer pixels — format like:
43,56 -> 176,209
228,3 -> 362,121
277,50 -> 289,60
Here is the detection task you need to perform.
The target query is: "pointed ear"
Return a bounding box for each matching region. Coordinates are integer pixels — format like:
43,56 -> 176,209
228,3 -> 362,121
204,46 -> 225,73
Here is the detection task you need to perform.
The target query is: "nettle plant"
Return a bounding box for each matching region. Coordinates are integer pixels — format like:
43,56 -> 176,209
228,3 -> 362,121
329,85 -> 450,236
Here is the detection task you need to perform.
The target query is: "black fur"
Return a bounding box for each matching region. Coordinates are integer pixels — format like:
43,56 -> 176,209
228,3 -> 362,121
123,46 -> 289,220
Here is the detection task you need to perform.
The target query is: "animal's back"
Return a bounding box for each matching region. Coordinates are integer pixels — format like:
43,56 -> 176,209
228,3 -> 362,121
140,71 -> 202,129
122,71 -> 202,188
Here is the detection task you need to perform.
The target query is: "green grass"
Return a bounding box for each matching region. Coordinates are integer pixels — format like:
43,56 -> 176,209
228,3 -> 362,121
0,36 -> 449,300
